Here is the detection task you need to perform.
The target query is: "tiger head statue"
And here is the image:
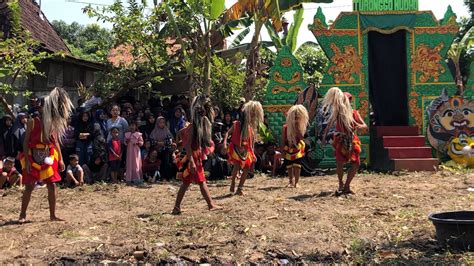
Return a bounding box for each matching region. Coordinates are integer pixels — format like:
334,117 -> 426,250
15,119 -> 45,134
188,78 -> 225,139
448,131 -> 474,167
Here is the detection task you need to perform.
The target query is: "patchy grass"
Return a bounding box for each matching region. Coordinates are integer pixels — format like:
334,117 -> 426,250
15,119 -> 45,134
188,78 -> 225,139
0,170 -> 473,264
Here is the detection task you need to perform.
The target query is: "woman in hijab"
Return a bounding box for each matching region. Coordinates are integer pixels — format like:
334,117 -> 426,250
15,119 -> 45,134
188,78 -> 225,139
169,106 -> 186,138
92,109 -> 108,162
150,116 -> 176,181
0,115 -> 15,158
140,113 -> 156,141
74,111 -> 94,165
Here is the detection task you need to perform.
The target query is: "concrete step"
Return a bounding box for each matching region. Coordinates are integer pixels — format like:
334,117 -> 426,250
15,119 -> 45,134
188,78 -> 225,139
386,147 -> 433,159
383,136 -> 426,147
392,158 -> 439,172
376,126 -> 419,137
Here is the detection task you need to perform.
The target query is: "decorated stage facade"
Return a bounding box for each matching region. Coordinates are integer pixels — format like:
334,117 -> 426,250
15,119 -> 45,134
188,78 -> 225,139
264,0 -> 474,170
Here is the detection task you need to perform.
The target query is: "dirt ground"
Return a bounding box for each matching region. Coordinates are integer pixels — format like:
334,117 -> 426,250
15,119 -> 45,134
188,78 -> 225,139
1,170 -> 473,264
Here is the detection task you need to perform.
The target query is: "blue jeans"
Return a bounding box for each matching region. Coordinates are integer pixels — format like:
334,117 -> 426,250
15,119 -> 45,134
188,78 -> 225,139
76,141 -> 92,165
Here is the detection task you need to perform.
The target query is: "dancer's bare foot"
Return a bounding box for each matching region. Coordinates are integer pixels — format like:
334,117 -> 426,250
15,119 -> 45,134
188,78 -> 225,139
171,207 -> 182,215
50,216 -> 65,222
286,182 -> 294,188
18,217 -> 28,224
235,188 -> 245,196
209,205 -> 223,211
294,183 -> 300,188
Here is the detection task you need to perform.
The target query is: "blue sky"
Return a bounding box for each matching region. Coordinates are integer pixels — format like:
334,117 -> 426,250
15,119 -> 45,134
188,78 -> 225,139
41,0 -> 469,47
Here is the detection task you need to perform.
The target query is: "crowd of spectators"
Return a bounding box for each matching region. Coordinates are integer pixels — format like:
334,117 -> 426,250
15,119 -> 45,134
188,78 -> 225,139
0,94 -> 282,189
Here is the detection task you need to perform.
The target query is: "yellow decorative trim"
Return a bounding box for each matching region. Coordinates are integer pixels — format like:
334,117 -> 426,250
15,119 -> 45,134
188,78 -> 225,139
320,84 -> 363,87
414,82 -> 456,86
263,105 -> 292,113
357,12 -> 362,56
363,26 -> 413,34
409,97 -> 423,134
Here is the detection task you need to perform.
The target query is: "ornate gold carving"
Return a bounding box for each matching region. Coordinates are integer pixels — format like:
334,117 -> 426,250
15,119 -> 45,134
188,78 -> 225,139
281,58 -> 292,67
409,92 -> 422,133
358,91 -> 369,121
287,86 -> 303,93
414,26 -> 459,34
273,71 -> 301,85
411,43 -> 445,83
328,43 -> 363,84
264,105 -> 292,113
271,86 -> 287,94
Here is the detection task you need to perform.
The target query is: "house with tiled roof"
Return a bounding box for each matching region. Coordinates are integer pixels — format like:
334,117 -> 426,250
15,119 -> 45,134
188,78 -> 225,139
0,0 -> 103,107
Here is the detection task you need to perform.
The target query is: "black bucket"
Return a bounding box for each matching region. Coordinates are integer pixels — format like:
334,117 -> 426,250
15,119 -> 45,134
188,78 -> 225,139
428,211 -> 474,251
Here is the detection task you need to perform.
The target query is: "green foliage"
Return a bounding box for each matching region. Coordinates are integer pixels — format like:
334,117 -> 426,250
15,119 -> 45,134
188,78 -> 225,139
195,55 -> 245,109
260,43 -> 327,85
295,42 -> 328,84
83,0 -> 168,98
258,123 -> 276,143
286,8 -> 305,53
0,0 -> 52,115
51,20 -> 113,62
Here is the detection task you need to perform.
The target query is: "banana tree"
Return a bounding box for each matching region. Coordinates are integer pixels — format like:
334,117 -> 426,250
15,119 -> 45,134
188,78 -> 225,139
163,0 -> 225,95
223,0 -> 333,100
448,25 -> 474,96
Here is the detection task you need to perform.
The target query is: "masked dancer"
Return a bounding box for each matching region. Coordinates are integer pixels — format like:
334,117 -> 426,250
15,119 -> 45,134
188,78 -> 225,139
19,87 -> 73,223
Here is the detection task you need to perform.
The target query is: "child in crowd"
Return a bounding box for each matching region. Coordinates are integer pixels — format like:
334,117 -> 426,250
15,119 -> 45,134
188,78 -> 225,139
65,154 -> 84,187
321,88 -> 367,195
125,121 -> 144,184
262,142 -> 282,177
205,143 -> 231,180
82,154 -> 108,183
281,105 -> 309,188
225,101 -> 264,195
141,140 -> 152,160
108,127 -> 122,183
0,157 -> 22,189
172,95 -> 221,214
142,149 -> 161,183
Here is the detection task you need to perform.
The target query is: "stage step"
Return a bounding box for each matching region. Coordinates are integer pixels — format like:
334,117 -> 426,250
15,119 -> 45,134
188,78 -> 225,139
383,136 -> 426,147
376,126 -> 419,137
392,158 -> 439,172
386,147 -> 433,159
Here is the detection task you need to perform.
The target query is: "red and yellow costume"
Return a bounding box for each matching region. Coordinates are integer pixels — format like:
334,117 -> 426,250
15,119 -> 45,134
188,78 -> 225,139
227,121 -> 255,169
333,110 -> 363,164
21,117 -> 61,184
177,125 -> 214,184
282,124 -> 305,168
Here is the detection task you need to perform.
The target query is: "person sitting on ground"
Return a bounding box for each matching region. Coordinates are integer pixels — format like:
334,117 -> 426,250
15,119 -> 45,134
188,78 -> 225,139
82,154 -> 108,183
205,143 -> 231,180
262,142 -> 282,177
0,157 -> 22,189
65,154 -> 84,187
142,149 -> 161,183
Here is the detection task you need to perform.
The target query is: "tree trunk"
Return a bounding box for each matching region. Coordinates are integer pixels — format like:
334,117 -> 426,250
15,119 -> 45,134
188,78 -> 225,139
203,31 -> 212,95
243,20 -> 264,101
0,94 -> 14,117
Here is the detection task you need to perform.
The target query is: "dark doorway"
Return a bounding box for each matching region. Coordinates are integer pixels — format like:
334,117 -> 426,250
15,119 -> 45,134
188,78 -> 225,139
368,30 -> 408,126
